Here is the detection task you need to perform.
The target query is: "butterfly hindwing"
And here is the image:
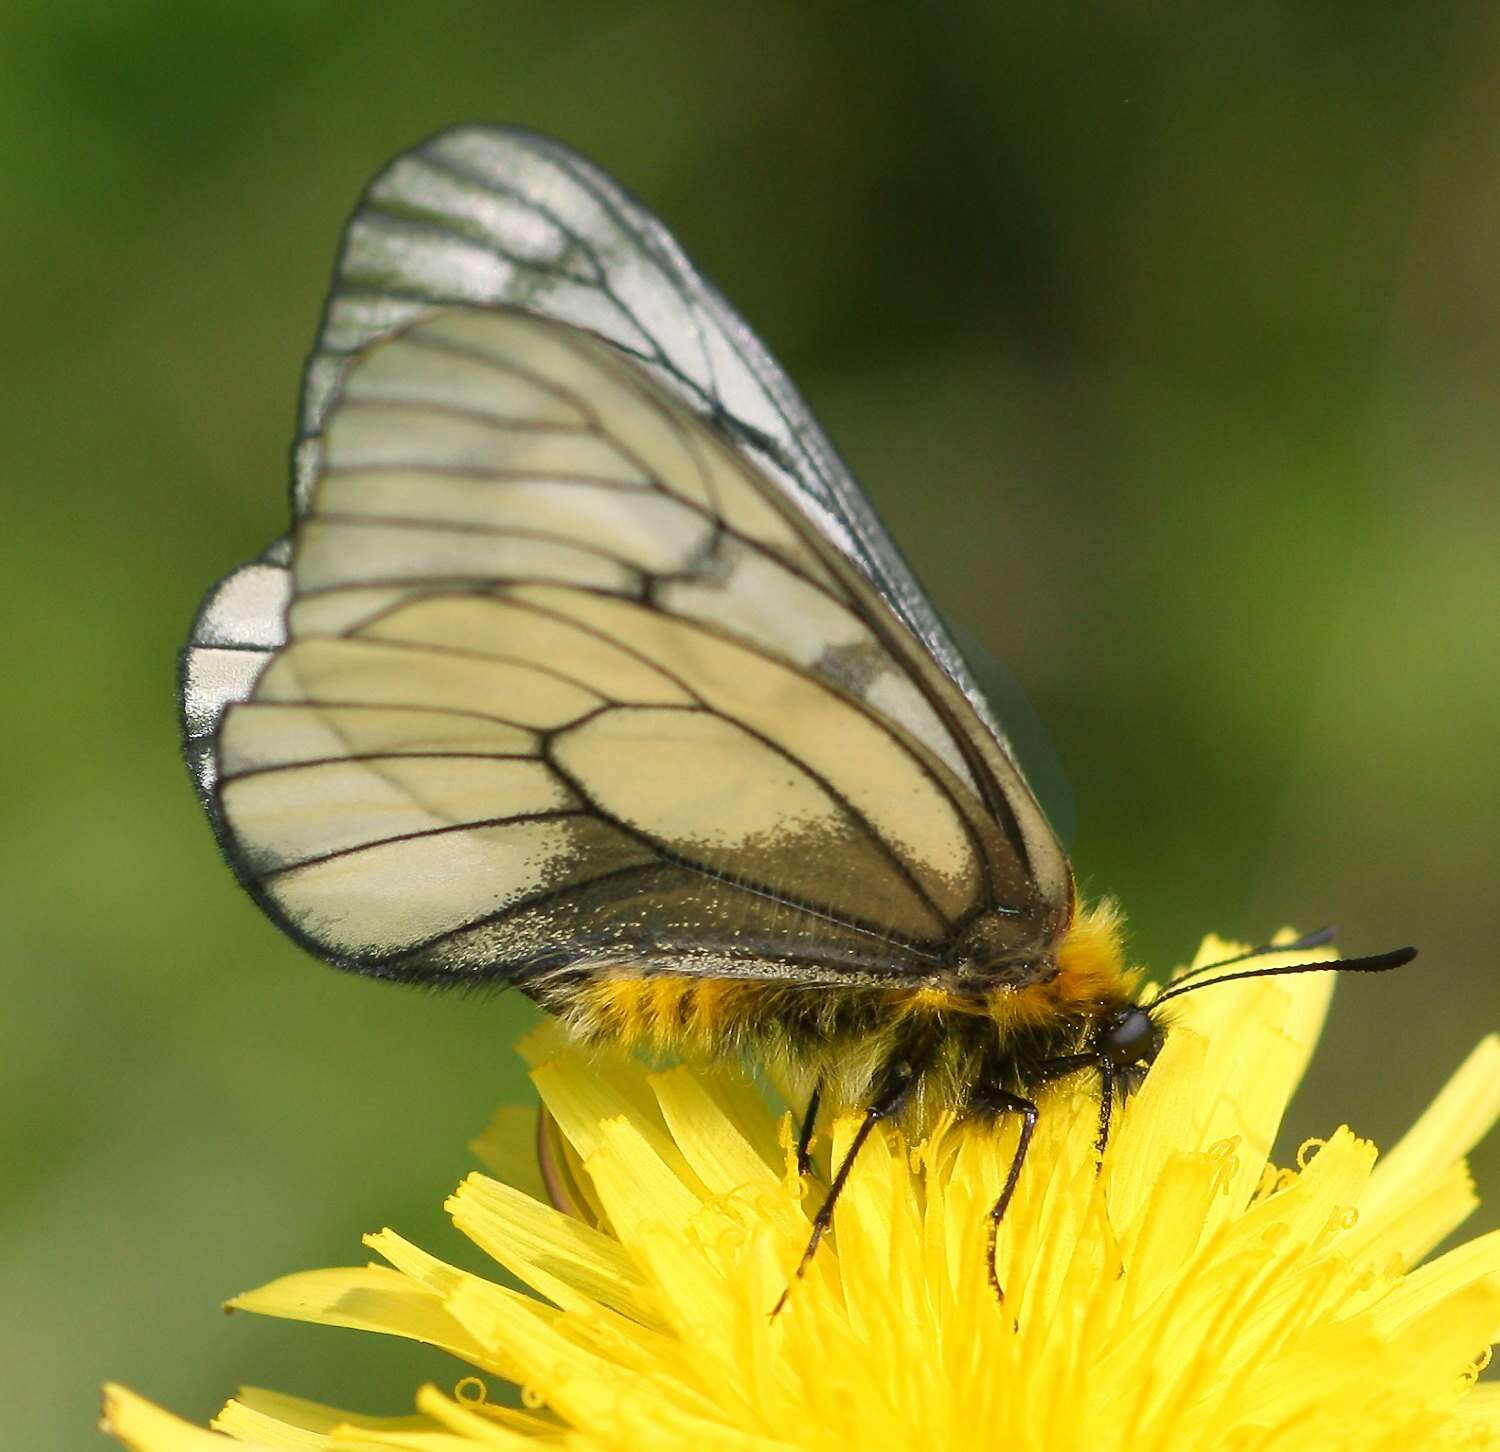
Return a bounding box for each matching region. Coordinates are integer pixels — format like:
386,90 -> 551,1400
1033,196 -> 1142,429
214,309 -> 1049,986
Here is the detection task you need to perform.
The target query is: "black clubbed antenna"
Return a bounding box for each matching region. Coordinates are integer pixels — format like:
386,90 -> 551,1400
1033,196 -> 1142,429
1151,945 -> 1417,1011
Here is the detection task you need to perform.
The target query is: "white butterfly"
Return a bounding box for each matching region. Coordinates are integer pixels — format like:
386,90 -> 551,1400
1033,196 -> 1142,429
183,131 -> 1420,1309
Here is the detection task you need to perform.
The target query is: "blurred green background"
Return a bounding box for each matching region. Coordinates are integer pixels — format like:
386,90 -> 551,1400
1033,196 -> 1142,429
4,5 -> 1497,1445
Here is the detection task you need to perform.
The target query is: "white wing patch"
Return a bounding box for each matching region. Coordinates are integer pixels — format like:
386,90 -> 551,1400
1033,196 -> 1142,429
267,818 -> 638,956
212,308 -> 1033,982
222,756 -> 575,872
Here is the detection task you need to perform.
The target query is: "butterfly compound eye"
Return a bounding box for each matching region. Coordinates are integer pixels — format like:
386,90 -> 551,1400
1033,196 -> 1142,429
1098,1006 -> 1162,1068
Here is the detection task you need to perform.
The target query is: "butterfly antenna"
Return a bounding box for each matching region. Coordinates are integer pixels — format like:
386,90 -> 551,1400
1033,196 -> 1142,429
1164,926 -> 1340,991
1151,945 -> 1416,1010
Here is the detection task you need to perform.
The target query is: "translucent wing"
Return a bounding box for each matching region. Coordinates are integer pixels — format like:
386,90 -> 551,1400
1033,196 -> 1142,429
208,308 -> 1068,984
182,126 -> 1044,812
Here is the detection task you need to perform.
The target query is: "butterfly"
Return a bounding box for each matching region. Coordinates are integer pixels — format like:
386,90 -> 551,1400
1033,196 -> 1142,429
180,126 -> 1412,1303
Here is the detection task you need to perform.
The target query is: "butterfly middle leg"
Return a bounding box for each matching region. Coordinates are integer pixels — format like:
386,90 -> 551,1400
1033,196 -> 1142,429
771,1052 -> 922,1317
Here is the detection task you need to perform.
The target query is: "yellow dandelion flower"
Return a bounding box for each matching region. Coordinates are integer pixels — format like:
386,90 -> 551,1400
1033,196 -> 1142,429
104,936 -> 1500,1451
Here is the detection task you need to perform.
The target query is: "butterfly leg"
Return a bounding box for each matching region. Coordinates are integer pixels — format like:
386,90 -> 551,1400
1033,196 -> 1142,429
1095,1058 -> 1116,1164
795,1082 -> 822,1179
771,1057 -> 917,1317
967,1082 -> 1040,1304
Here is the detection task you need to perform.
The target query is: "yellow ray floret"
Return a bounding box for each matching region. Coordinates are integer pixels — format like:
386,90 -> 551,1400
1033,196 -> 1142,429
105,936 -> 1500,1451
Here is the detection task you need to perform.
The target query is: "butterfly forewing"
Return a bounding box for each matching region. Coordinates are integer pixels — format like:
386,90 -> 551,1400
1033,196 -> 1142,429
302,128 -> 1039,777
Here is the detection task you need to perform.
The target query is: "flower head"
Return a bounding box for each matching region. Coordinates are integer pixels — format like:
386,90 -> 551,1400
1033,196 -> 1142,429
105,936 -> 1500,1450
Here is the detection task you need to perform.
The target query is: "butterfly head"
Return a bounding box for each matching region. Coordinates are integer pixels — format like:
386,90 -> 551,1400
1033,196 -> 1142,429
1091,1001 -> 1165,1071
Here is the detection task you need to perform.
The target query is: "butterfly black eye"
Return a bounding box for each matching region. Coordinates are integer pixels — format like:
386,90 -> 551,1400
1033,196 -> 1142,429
1098,1006 -> 1162,1068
